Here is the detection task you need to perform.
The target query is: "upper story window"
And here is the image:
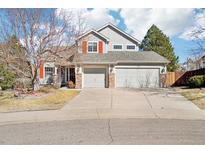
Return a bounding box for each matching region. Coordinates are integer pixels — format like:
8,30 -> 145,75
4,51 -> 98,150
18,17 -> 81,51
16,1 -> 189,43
88,41 -> 98,53
113,44 -> 123,50
127,45 -> 136,50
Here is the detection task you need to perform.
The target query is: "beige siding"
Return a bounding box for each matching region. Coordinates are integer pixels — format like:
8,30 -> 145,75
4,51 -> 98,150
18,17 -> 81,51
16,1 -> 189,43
78,32 -> 107,53
98,26 -> 139,52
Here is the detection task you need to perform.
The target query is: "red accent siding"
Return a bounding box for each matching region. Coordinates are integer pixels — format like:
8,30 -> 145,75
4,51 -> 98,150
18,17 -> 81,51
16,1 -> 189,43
39,61 -> 44,79
98,41 -> 103,54
82,41 -> 87,54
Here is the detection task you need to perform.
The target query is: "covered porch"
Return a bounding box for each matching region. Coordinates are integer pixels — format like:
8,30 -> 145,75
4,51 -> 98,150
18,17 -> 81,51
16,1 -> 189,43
39,62 -> 76,88
59,66 -> 75,87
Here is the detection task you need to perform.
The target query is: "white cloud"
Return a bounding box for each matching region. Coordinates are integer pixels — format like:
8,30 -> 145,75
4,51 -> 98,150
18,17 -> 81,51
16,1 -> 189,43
180,10 -> 205,40
83,9 -> 119,29
120,8 -> 194,40
56,8 -> 196,41
56,8 -> 119,32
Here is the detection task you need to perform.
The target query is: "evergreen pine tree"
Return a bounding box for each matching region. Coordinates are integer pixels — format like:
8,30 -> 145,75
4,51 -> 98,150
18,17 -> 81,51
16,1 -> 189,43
140,24 -> 179,71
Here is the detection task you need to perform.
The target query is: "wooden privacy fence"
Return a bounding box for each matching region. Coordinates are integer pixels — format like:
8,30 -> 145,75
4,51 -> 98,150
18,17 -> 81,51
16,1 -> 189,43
165,72 -> 176,87
164,72 -> 184,87
164,68 -> 205,87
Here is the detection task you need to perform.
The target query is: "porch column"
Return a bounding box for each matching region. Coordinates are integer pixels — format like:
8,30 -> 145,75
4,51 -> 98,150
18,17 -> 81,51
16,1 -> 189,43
53,66 -> 61,88
109,64 -> 115,88
75,65 -> 82,89
160,65 -> 167,88
54,67 -> 58,75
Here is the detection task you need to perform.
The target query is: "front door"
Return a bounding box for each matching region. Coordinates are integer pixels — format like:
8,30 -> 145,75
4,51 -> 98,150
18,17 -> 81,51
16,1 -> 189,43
69,68 -> 75,84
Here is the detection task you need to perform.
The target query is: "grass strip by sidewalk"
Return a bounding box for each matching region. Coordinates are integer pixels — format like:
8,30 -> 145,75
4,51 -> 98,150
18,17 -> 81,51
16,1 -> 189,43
176,88 -> 205,109
0,89 -> 80,113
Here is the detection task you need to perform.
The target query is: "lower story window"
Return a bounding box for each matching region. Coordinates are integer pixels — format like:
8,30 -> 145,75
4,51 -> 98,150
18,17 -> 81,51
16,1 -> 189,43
45,67 -> 54,77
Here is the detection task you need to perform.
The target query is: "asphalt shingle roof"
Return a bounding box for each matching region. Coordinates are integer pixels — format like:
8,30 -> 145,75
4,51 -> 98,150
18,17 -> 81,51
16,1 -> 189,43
74,51 -> 169,64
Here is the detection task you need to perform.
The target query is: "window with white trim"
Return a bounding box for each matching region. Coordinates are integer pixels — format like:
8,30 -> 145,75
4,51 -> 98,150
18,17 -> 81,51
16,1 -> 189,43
45,67 -> 54,77
203,61 -> 205,68
113,44 -> 123,50
88,42 -> 98,53
126,45 -> 136,50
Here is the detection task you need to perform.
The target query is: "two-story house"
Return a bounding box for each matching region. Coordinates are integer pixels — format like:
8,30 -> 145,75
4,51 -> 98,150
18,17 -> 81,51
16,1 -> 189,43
39,23 -> 169,88
197,55 -> 205,69
182,56 -> 205,71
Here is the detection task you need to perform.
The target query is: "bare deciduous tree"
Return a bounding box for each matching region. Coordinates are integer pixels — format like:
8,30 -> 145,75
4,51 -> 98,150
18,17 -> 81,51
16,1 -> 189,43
0,8 -> 85,90
189,10 -> 205,67
190,33 -> 205,65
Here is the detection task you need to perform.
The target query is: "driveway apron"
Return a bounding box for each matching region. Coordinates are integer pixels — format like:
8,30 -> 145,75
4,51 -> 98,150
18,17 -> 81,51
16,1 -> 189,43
62,88 -> 204,120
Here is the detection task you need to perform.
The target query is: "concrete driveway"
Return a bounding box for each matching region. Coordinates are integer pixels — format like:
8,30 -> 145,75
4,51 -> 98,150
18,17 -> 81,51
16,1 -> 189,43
62,88 -> 204,120
0,88 -> 205,126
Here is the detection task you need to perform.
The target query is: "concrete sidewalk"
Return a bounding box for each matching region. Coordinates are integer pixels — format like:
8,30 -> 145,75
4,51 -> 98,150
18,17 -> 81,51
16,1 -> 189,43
0,107 -> 205,126
0,88 -> 205,125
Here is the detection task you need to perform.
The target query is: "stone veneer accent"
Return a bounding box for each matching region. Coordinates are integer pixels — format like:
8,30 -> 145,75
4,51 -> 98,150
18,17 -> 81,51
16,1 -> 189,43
109,73 -> 115,88
160,74 -> 166,88
75,73 -> 82,89
53,74 -> 61,88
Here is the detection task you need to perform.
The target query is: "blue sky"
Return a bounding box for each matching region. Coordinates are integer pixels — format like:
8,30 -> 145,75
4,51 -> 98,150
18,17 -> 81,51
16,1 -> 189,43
170,36 -> 195,63
66,8 -> 204,63
107,9 -> 199,63
1,8 -> 203,63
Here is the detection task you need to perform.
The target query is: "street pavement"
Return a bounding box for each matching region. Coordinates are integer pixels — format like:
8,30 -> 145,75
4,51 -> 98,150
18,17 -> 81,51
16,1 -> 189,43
1,88 -> 205,144
0,118 -> 205,144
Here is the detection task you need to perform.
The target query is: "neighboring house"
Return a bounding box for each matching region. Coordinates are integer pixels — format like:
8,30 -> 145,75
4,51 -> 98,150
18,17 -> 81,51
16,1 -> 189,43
181,58 -> 196,71
178,63 -> 186,71
183,56 -> 205,71
198,55 -> 205,69
39,23 -> 169,88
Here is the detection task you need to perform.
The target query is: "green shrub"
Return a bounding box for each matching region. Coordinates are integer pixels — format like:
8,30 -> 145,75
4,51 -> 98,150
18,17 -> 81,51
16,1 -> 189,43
0,65 -> 16,90
188,75 -> 205,88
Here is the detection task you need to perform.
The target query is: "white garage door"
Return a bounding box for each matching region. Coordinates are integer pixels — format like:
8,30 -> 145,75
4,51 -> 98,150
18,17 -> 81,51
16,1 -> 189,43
116,68 -> 159,88
84,68 -> 106,88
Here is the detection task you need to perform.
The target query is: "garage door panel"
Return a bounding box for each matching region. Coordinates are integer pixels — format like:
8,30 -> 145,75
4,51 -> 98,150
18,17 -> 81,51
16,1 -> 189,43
116,68 -> 159,88
84,68 -> 106,88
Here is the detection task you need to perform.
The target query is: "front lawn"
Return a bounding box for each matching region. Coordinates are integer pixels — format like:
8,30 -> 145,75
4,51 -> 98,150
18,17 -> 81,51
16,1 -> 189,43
175,87 -> 205,109
0,88 -> 80,113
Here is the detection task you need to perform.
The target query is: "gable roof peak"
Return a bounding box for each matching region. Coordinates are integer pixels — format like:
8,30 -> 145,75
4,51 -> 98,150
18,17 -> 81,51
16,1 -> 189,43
97,22 -> 141,44
76,29 -> 109,41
